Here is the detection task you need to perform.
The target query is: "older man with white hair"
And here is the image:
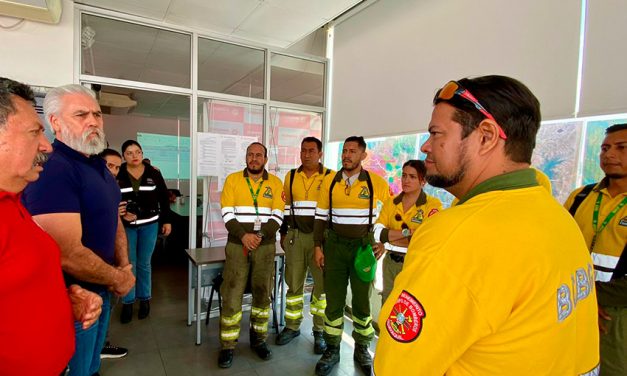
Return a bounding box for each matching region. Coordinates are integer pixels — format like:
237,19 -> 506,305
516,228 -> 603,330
23,84 -> 135,376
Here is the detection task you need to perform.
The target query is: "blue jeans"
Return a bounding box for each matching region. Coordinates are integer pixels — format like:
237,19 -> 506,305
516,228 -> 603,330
123,222 -> 159,304
68,291 -> 111,376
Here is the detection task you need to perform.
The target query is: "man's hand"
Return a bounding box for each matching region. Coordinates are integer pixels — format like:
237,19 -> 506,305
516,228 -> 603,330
68,284 -> 103,329
373,242 -> 386,260
314,246 -> 325,270
162,223 -> 172,237
111,264 -> 135,297
242,233 -> 261,251
598,305 -> 611,334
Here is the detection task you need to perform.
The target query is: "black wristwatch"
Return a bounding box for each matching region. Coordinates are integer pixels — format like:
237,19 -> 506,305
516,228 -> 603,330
256,231 -> 265,239
401,228 -> 411,237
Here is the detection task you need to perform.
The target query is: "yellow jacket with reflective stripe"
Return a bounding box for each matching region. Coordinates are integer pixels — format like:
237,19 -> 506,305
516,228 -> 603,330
281,164 -> 333,234
220,169 -> 284,245
313,169 -> 390,246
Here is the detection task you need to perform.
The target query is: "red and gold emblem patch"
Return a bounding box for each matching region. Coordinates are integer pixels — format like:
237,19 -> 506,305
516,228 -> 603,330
385,290 -> 426,343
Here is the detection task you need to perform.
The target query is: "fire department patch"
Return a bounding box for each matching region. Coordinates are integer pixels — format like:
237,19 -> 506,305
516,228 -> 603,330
386,290 -> 425,343
427,208 -> 439,217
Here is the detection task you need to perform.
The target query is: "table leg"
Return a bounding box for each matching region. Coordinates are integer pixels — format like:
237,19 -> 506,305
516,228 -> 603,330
196,264 -> 202,345
187,261 -> 193,326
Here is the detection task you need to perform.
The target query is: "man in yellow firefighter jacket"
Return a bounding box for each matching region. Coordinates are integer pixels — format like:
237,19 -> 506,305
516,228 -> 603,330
276,137 -> 333,354
313,136 -> 390,376
374,76 -> 600,375
218,142 -> 284,368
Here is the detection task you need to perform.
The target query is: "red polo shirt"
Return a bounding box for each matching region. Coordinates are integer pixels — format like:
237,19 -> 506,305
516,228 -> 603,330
0,191 -> 74,375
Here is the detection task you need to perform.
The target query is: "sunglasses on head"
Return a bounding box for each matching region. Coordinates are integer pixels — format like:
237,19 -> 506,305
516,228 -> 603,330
437,80 -> 507,140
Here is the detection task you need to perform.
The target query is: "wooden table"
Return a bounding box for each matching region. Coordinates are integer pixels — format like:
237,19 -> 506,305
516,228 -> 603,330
185,245 -> 286,345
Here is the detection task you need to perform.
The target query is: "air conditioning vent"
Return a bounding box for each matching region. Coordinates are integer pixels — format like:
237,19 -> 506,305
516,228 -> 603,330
0,0 -> 62,24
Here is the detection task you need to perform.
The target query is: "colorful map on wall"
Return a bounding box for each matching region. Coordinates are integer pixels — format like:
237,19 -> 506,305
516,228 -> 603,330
531,121 -> 583,203
582,119 -> 627,185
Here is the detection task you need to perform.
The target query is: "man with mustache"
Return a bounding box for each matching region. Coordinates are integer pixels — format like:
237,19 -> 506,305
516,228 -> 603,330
0,77 -> 103,375
313,136 -> 390,376
218,142 -> 285,368
374,76 -> 599,375
23,84 -> 135,376
565,123 -> 627,376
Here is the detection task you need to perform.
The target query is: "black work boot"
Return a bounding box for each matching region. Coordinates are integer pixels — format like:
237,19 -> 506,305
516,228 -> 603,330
313,331 -> 327,354
353,344 -> 373,375
138,300 -> 150,320
276,328 -> 300,345
120,303 -> 133,324
315,344 -> 340,376
218,349 -> 234,368
251,342 -> 272,360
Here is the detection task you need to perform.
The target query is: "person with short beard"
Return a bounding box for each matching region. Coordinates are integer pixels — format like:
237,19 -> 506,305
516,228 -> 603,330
565,123 -> 627,376
374,76 -> 599,375
312,136 -> 390,376
22,84 -> 135,376
217,142 -> 285,368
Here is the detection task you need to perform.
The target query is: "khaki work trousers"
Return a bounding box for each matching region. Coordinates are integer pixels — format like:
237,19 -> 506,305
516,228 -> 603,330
283,229 -> 325,332
381,252 -> 404,306
599,306 -> 627,376
219,241 -> 275,349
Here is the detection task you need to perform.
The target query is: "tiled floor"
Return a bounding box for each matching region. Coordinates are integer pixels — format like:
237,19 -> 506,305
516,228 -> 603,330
101,259 -> 377,376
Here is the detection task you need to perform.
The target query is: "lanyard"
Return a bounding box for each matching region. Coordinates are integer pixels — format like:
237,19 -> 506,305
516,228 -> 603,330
590,192 -> 627,251
245,177 -> 263,216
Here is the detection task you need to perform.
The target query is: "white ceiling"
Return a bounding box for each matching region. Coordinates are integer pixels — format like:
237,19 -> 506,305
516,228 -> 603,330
74,0 -> 363,48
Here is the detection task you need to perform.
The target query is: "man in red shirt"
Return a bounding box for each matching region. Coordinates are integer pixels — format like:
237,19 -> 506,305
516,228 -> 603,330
0,77 -> 103,375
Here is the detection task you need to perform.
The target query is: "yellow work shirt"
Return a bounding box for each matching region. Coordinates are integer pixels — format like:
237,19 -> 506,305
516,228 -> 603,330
564,179 -> 627,282
373,191 -> 443,254
375,169 -> 599,376
313,169 -> 390,245
282,164 -> 333,234
220,169 -> 284,245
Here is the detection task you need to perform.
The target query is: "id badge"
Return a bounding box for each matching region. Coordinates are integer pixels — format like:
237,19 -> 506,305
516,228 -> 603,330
253,217 -> 262,231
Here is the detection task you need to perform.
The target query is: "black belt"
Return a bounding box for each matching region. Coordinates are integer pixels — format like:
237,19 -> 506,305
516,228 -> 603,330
389,253 -> 405,263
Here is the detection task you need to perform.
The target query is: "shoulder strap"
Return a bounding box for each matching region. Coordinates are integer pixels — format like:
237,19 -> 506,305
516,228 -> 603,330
612,244 -> 627,280
364,171 -> 374,232
328,171 -> 342,229
568,183 -> 596,216
289,169 -> 297,229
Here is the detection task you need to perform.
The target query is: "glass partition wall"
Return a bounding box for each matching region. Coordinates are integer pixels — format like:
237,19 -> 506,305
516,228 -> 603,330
77,8 -> 327,251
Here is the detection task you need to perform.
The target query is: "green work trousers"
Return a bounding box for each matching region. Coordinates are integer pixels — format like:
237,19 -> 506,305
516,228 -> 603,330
599,306 -> 627,376
322,230 -> 374,347
219,241 -> 275,349
284,229 -> 325,332
381,252 -> 404,306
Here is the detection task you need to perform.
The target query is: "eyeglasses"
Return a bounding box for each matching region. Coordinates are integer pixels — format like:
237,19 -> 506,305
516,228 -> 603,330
437,80 -> 507,140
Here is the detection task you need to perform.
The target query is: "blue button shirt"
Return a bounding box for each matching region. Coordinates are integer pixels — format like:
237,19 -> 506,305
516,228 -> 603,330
23,140 -> 121,291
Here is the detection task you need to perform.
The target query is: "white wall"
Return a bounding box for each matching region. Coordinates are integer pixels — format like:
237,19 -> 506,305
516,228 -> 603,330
330,0 -> 582,141
0,0 -> 74,87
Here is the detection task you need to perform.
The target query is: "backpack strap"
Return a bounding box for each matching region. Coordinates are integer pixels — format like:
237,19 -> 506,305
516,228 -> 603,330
289,168 -> 297,230
612,244 -> 627,280
568,183 -> 596,216
328,171 -> 342,229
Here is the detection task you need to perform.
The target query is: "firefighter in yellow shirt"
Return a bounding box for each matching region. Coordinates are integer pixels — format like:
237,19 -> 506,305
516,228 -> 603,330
312,136 -> 390,376
564,123 -> 627,376
375,76 -> 599,375
276,137 -> 333,354
218,142 -> 284,369
372,159 -> 442,305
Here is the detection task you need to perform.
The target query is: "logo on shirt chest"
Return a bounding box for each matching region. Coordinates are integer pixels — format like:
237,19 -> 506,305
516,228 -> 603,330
385,290 -> 426,343
358,186 -> 370,199
411,210 -> 424,224
619,216 -> 627,227
263,186 -> 273,199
